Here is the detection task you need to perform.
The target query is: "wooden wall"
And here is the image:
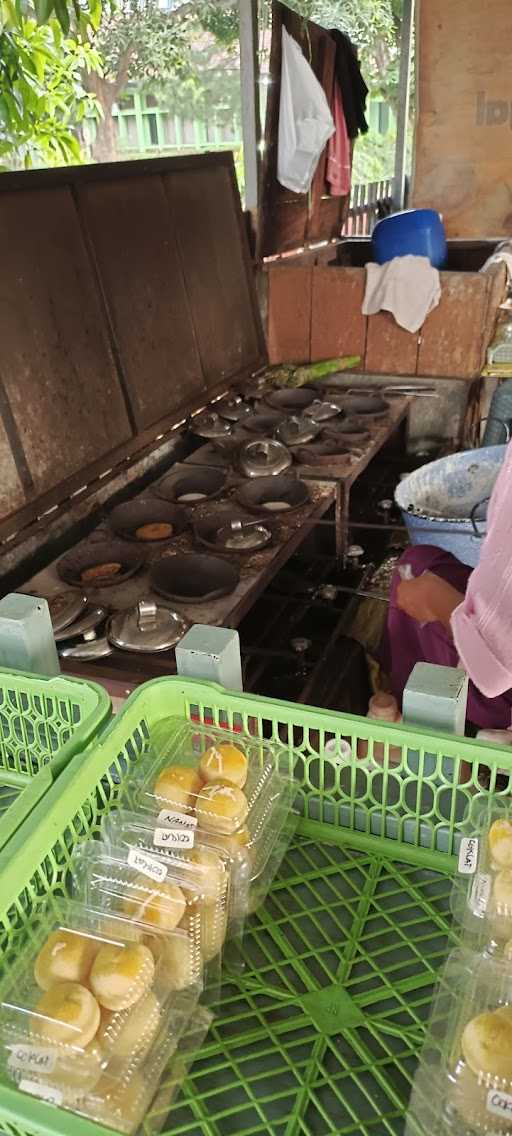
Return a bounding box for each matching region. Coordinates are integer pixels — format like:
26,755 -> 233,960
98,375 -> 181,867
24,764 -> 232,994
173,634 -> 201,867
257,2 -> 348,258
266,263 -> 505,376
0,153 -> 265,538
413,0 -> 512,237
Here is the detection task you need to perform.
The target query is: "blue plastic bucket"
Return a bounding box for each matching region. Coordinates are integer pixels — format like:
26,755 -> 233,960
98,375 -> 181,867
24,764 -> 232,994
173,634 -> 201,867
372,209 -> 447,267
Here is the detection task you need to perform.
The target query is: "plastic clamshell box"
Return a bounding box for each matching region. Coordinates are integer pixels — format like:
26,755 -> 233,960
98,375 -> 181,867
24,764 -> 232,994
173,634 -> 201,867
129,716 -> 291,837
452,801 -> 512,945
74,839 -> 224,980
406,946 -> 512,1136
0,898 -> 199,1100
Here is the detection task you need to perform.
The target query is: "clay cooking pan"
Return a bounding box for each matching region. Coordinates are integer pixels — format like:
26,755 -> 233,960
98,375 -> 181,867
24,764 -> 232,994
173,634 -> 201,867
242,411 -> 285,435
322,418 -> 371,445
236,474 -> 310,515
155,469 -> 227,506
265,388 -> 316,413
58,540 -> 145,588
294,439 -> 353,467
340,395 -> 389,418
150,553 -> 239,603
194,509 -> 272,554
108,498 -> 187,543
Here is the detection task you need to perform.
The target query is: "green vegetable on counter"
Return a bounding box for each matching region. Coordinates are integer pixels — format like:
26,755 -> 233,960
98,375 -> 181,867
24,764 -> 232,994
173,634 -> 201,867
264,356 -> 361,388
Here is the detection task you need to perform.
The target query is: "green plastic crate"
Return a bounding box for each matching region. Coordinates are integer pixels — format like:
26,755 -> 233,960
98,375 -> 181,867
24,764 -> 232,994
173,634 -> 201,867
0,675 -> 511,1136
0,666 -> 110,854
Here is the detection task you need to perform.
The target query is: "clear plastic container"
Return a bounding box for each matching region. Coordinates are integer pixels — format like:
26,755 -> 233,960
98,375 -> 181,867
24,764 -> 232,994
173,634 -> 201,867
124,716 -> 291,839
406,946 -> 512,1136
73,838 -> 228,992
12,1001 -> 212,1134
100,810 -> 242,961
0,897 -> 198,1101
452,801 -> 512,946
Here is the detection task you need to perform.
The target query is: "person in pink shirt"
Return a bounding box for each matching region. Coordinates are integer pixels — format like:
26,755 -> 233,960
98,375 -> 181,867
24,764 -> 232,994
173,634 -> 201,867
380,442 -> 512,729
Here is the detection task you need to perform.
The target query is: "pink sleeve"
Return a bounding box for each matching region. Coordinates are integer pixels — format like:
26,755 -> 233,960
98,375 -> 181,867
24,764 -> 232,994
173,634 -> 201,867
451,443 -> 512,698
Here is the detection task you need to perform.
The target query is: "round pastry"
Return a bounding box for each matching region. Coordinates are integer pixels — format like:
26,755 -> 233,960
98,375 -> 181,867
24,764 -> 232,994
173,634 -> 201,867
211,825 -> 252,858
493,869 -> 512,915
134,523 -> 173,542
143,931 -> 197,991
97,917 -> 141,944
80,563 -> 122,584
122,876 -> 186,932
31,982 -> 100,1049
34,930 -> 98,991
199,743 -> 248,789
489,818 -> 512,869
97,990 -> 161,1061
153,765 -> 204,812
89,943 -> 155,1012
461,1008 -> 512,1079
189,848 -> 226,907
195,781 -> 249,835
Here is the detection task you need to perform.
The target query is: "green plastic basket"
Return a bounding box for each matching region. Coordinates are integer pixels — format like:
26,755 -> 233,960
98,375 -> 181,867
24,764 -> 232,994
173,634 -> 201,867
0,666 -> 110,854
0,675 -> 511,1136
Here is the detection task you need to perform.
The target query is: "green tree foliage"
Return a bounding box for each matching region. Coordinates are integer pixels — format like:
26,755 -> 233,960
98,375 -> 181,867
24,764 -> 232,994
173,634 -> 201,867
0,0 -> 102,168
86,0 -> 240,161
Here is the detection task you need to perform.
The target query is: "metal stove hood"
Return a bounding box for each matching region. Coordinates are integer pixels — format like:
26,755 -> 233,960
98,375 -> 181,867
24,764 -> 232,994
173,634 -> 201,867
0,151 -> 267,548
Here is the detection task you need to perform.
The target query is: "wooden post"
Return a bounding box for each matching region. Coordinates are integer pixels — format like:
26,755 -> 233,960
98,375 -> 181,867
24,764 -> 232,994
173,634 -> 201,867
238,0 -> 261,211
393,0 -> 414,209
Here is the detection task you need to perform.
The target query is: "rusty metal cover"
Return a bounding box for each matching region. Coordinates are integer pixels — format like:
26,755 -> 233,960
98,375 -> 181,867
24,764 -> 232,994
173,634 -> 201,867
0,152 -> 266,540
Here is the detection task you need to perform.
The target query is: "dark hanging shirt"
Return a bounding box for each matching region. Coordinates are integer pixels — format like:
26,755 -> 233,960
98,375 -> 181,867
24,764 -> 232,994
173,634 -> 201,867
330,29 -> 369,139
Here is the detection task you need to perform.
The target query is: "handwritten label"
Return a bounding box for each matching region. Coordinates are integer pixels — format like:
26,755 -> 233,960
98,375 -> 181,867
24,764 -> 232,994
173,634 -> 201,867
470,872 -> 491,915
154,826 -> 195,849
157,809 -> 197,829
458,836 -> 479,875
127,848 -> 167,884
9,1046 -> 56,1074
487,1089 -> 512,1118
19,1079 -> 62,1106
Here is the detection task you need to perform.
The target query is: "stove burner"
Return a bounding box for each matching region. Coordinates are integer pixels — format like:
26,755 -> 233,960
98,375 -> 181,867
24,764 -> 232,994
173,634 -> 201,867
341,395 -> 390,418
265,387 -> 316,413
150,552 -> 239,603
242,411 -> 285,435
108,498 -> 187,543
58,540 -> 145,588
236,474 -> 309,515
295,439 -> 352,466
322,418 -> 371,445
155,468 -> 227,506
194,510 -> 272,554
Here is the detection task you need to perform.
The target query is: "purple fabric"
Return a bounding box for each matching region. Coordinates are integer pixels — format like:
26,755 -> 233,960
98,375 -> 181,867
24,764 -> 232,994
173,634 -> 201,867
380,545 -> 512,730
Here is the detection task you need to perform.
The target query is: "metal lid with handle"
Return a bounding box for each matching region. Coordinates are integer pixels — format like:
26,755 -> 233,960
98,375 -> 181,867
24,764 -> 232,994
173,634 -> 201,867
107,599 -> 189,653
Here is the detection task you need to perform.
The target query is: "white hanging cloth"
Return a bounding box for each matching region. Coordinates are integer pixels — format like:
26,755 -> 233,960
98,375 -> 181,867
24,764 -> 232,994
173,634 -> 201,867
277,26 -> 335,195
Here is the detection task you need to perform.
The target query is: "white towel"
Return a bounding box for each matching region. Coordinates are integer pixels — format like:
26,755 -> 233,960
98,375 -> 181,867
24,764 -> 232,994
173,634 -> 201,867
362,254 -> 441,334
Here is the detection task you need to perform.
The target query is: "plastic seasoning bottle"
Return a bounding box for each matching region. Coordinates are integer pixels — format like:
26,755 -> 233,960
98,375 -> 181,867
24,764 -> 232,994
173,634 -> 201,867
358,693 -> 403,764
476,729 -> 512,746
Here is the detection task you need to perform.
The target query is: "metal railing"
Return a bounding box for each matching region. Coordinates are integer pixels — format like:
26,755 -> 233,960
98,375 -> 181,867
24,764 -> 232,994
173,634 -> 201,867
344,178 -> 394,236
